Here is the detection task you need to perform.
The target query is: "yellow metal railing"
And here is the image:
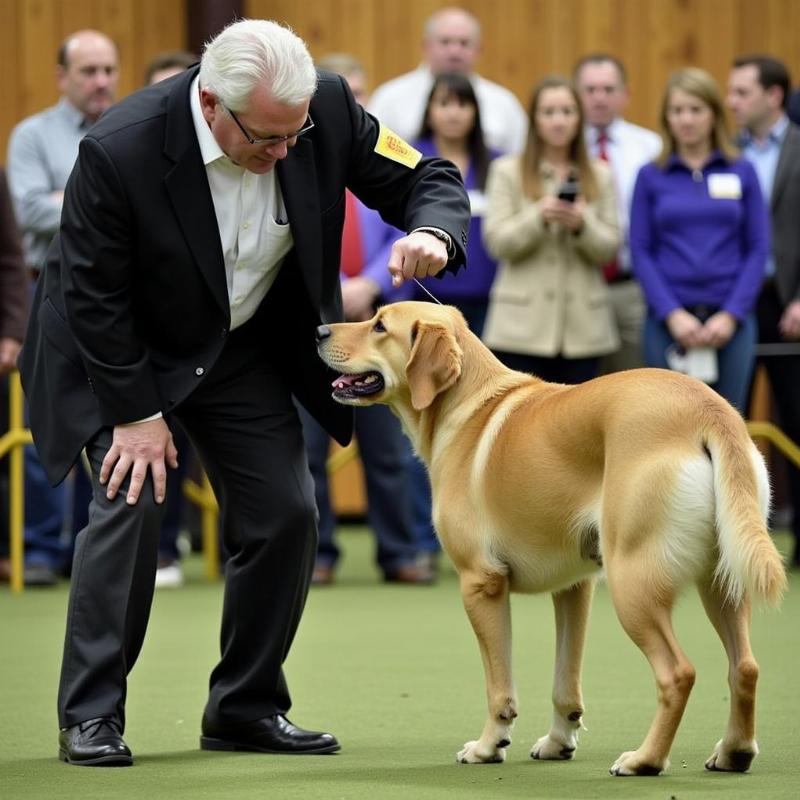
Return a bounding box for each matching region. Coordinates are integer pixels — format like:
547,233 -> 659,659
746,421 -> 800,468
0,371 -> 33,593
182,472 -> 219,580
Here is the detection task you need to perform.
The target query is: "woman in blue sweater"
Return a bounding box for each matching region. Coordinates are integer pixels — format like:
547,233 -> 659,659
630,67 -> 768,411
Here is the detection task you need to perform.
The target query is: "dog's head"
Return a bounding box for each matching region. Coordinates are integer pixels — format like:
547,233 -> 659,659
316,301 -> 464,411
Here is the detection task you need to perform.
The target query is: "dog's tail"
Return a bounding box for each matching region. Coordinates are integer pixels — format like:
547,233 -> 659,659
704,403 -> 787,607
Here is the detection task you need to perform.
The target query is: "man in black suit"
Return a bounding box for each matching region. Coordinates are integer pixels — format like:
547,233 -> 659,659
728,55 -> 800,566
20,19 -> 469,766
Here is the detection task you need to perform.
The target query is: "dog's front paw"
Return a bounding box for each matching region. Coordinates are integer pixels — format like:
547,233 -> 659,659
704,738 -> 758,772
530,733 -> 576,760
609,750 -> 667,776
457,739 -> 507,764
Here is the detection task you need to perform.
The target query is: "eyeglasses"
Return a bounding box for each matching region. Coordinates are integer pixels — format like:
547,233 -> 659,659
224,105 -> 315,146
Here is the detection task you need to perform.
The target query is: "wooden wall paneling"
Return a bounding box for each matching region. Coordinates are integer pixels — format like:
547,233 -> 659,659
538,0 -> 566,84
759,0 -> 800,65
737,0 -> 772,56
484,0 -> 551,108
59,0 -> 100,35
0,0 -> 22,157
327,0 -> 378,75
369,0 -> 425,86
580,0 -> 615,56
779,0 -> 800,62
550,0 -> 583,76
245,0 -> 305,36
246,0 -> 290,25
287,0 -> 339,55
695,0 -> 737,88
615,0 -> 659,129
643,0 -> 690,129
94,0 -> 137,98
19,0 -> 62,118
134,0 -> 189,90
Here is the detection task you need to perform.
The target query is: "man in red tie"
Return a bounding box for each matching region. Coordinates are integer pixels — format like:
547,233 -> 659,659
574,54 -> 662,373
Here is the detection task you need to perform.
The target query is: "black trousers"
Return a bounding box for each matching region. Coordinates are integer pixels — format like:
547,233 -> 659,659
299,403 -> 417,573
57,319 -> 318,730
756,281 -> 800,550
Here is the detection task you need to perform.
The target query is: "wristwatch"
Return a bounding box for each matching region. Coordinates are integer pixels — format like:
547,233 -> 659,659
412,226 -> 455,259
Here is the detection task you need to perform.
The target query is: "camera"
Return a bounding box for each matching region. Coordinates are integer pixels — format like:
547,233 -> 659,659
557,174 -> 580,203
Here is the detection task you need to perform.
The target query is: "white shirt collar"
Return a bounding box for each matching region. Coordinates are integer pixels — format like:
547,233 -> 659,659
189,75 -> 228,167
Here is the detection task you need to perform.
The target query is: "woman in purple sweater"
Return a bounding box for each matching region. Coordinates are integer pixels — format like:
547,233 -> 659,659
630,67 -> 768,412
413,72 -> 500,335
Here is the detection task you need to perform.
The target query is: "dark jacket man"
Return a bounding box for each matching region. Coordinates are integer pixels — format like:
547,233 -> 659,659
21,24 -> 469,767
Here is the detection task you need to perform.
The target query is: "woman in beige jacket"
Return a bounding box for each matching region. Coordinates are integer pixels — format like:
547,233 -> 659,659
482,75 -> 620,383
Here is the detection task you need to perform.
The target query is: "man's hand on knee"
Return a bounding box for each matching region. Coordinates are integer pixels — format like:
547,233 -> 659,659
100,418 -> 179,505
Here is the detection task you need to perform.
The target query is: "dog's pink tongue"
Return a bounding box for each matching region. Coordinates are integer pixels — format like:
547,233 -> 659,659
332,374 -> 359,389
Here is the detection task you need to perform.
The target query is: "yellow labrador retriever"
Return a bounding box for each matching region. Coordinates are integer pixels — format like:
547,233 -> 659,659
316,301 -> 786,777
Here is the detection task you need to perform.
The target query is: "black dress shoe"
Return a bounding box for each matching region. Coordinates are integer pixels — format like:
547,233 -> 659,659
200,714 -> 340,754
58,717 -> 133,766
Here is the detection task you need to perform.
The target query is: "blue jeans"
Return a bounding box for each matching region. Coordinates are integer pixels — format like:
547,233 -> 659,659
643,313 -> 756,413
23,445 -> 67,569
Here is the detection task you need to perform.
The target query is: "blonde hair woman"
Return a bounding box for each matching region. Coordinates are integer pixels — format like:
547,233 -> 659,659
630,67 -> 768,411
482,76 -> 620,383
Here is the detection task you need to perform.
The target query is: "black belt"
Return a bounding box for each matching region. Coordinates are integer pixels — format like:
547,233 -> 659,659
606,273 -> 634,285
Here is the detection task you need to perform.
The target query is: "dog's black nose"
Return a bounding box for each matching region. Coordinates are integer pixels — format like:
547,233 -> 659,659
316,325 -> 331,343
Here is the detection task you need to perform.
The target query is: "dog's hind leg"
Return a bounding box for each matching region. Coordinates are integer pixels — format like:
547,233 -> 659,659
456,567 -> 516,764
697,581 -> 760,772
607,563 -> 695,776
531,580 -> 594,761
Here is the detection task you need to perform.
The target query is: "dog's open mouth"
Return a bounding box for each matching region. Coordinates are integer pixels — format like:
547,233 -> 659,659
331,371 -> 385,400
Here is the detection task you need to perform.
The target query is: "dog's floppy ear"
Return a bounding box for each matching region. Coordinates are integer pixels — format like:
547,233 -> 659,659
406,320 -> 463,410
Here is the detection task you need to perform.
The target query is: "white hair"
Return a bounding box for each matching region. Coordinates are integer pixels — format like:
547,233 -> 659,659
199,19 -> 317,111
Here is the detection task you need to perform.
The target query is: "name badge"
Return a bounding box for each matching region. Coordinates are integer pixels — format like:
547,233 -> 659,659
467,189 -> 487,216
707,173 -> 742,199
374,125 -> 422,169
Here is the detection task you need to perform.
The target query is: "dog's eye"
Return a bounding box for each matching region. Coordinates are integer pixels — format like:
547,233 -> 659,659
372,320 -> 386,333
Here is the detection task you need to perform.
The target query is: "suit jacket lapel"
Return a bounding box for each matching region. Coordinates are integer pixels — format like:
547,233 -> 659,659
772,125 -> 799,209
277,139 -> 323,310
162,69 -> 229,320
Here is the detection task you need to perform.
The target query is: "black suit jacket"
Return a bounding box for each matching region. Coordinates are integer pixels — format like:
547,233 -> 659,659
771,122 -> 800,306
20,67 -> 469,484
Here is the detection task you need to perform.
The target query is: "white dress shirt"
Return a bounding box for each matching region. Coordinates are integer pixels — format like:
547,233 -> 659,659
368,65 -> 528,155
189,77 -> 293,330
586,118 -> 662,271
